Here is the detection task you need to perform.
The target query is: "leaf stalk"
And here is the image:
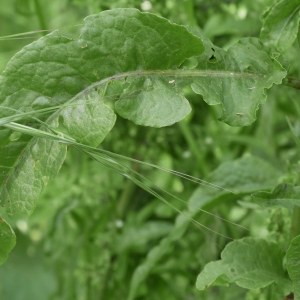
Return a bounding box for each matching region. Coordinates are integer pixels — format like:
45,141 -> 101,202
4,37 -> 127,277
33,0 -> 48,32
282,77 -> 300,90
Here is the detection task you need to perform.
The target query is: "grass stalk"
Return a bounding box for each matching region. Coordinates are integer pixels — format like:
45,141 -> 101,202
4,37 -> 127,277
178,120 -> 209,175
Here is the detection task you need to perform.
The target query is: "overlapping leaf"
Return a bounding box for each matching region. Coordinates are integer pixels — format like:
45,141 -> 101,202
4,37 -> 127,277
0,9 -> 204,215
191,33 -> 287,126
0,8 -> 289,264
252,183 -> 300,210
115,77 -> 191,127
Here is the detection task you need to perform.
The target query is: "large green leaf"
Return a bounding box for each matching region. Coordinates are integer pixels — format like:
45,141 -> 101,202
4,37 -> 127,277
0,9 -> 204,215
196,237 -> 293,294
0,217 -> 16,266
260,0 -> 300,53
286,235 -> 300,299
252,183 -> 300,210
191,35 -> 287,126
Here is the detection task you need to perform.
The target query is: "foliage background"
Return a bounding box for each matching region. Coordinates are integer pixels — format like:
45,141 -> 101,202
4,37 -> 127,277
0,0 -> 299,299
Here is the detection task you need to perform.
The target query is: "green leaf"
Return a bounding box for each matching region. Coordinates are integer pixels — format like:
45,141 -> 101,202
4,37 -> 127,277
0,217 -> 16,266
286,235 -> 300,299
115,78 -> 191,127
260,0 -> 300,53
115,221 -> 173,253
60,94 -> 116,147
127,156 -> 280,300
196,237 -> 293,294
0,9 -> 204,215
126,211 -> 194,300
1,122 -> 67,215
191,36 -> 287,126
189,156 -> 281,211
252,183 -> 300,210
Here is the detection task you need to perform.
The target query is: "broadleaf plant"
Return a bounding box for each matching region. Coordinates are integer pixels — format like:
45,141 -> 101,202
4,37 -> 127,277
1,2 -> 300,299
196,237 -> 293,294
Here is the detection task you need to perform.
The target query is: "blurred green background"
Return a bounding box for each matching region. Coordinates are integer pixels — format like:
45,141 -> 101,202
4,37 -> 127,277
1,0 -> 299,299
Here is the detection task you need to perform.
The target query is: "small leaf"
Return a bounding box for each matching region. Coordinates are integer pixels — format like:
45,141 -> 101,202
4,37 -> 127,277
60,94 -> 116,147
0,217 -> 16,266
260,0 -> 300,53
115,78 -> 191,127
196,237 -> 293,294
252,183 -> 300,210
286,235 -> 300,299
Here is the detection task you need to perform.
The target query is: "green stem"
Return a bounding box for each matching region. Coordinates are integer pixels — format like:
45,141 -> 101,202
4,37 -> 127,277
184,0 -> 196,27
282,77 -> 300,90
33,0 -> 47,32
87,0 -> 98,15
178,120 -> 208,175
117,178 -> 136,218
290,205 -> 300,243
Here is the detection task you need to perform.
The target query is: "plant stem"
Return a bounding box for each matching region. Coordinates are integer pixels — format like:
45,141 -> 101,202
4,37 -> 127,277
282,77 -> 300,90
117,159 -> 140,218
178,120 -> 208,175
33,0 -> 48,32
184,0 -> 197,27
289,205 -> 300,243
117,178 -> 136,218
